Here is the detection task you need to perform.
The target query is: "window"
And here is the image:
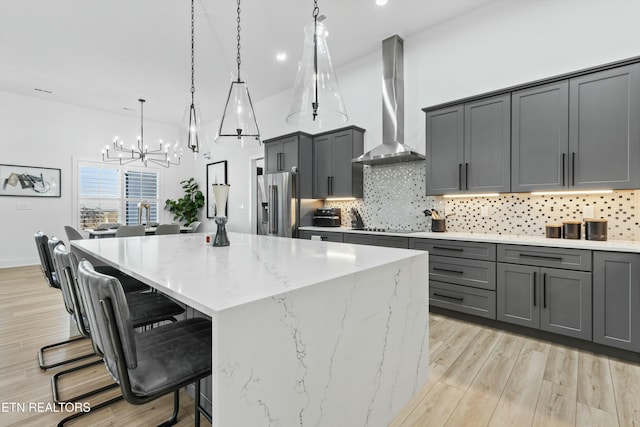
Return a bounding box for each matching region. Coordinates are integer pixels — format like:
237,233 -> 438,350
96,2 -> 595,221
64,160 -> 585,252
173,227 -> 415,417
77,162 -> 160,230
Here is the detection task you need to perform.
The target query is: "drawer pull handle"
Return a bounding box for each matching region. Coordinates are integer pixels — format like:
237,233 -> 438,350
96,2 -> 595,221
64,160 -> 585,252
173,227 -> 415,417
433,246 -> 464,252
519,253 -> 563,262
433,292 -> 464,302
433,267 -> 464,274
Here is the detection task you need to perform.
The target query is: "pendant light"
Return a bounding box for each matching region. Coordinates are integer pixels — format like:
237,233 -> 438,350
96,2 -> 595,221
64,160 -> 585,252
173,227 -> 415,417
184,0 -> 201,153
217,0 -> 260,145
102,99 -> 183,168
286,0 -> 347,130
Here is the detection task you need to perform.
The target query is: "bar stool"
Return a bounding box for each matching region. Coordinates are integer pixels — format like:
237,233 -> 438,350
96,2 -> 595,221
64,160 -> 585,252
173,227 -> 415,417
74,260 -> 211,427
154,224 -> 180,235
51,243 -> 186,407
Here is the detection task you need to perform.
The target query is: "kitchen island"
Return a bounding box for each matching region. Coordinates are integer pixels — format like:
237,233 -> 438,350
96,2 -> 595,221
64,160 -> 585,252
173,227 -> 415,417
72,232 -> 429,426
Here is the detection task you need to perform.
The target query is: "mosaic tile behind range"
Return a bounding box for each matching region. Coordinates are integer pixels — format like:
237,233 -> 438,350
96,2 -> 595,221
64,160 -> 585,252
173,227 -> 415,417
324,162 -> 640,241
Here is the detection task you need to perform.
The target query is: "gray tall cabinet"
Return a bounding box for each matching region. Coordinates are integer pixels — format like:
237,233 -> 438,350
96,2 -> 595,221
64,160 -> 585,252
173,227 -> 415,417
263,132 -> 314,198
512,63 -> 640,191
425,95 -> 511,195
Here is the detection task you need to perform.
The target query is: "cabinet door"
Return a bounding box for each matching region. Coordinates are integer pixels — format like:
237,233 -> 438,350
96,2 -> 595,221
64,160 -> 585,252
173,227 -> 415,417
329,130 -> 355,196
464,95 -> 511,193
593,251 -> 640,352
569,64 -> 640,189
512,82 -> 569,192
313,135 -> 331,198
425,105 -> 464,195
265,142 -> 281,173
497,263 -> 539,328
540,268 -> 592,340
343,233 -> 376,246
280,136 -> 299,173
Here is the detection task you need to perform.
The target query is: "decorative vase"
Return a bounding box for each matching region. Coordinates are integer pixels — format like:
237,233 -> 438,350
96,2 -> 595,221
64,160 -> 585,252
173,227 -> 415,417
212,184 -> 230,247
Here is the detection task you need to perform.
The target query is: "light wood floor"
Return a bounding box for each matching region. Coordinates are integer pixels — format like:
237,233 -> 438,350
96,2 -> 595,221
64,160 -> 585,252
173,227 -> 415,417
1,266 -> 639,426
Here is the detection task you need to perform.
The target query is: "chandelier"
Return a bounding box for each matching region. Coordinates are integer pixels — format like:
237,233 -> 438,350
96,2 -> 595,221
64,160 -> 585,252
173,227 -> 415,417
102,99 -> 183,168
185,0 -> 201,153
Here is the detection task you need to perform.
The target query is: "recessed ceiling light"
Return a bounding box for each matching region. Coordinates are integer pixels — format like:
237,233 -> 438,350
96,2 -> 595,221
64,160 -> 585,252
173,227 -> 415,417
276,52 -> 287,62
376,0 -> 388,6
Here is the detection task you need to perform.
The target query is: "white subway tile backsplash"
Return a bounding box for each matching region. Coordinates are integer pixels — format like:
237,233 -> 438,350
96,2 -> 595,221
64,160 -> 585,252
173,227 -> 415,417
325,162 -> 639,241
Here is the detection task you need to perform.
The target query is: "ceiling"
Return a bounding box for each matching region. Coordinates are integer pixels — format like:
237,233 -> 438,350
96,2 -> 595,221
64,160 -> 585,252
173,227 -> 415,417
0,0 -> 495,125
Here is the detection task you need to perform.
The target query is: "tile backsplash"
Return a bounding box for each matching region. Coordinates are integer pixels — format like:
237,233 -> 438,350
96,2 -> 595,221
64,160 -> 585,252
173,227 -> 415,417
324,162 -> 639,241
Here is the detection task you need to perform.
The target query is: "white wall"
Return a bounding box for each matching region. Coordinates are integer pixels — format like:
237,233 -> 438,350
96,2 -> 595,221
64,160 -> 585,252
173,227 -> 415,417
0,92 -> 194,267
198,0 -> 640,234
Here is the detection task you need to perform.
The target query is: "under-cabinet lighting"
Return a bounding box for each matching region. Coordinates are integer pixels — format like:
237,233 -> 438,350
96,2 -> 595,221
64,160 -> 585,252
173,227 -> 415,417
325,197 -> 357,201
530,190 -> 614,196
442,193 -> 500,198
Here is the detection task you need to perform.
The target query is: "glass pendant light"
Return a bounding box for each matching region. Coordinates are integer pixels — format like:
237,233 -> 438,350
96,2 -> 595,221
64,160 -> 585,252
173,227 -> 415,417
286,0 -> 347,130
217,0 -> 260,146
183,0 -> 201,154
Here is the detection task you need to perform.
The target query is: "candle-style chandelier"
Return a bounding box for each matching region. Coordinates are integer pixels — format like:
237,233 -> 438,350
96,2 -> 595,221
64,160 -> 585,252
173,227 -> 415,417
102,99 -> 183,168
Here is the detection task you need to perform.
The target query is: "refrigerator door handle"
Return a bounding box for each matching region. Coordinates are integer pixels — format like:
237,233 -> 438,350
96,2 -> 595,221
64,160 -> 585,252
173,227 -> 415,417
270,185 -> 278,234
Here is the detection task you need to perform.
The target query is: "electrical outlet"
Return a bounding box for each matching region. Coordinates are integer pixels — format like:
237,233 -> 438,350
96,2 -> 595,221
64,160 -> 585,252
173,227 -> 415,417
480,206 -> 490,217
583,205 -> 595,218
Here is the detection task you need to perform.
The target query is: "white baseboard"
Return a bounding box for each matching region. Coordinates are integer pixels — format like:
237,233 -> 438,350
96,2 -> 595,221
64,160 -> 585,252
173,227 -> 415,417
0,257 -> 39,269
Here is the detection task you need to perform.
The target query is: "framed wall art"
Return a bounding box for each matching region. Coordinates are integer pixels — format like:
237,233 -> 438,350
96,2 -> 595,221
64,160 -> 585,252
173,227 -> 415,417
0,164 -> 61,197
206,160 -> 228,218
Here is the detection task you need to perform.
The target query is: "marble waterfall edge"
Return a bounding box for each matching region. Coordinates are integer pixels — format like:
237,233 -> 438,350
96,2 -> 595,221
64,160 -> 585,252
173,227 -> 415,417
212,254 -> 430,426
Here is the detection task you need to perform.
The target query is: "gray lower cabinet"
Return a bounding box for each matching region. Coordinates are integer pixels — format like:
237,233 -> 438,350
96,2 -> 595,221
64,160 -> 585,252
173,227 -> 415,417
430,281 -> 496,319
497,246 -> 592,341
298,230 -> 344,242
569,63 -> 640,190
593,251 -> 640,352
511,82 -> 569,192
313,126 -> 365,198
342,233 -> 408,248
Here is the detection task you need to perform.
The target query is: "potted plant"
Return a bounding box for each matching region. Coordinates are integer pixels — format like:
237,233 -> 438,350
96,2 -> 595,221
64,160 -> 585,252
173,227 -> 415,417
164,178 -> 205,226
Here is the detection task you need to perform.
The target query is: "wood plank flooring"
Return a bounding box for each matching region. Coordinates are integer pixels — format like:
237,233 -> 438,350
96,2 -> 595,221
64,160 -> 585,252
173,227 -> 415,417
1,265 -> 639,426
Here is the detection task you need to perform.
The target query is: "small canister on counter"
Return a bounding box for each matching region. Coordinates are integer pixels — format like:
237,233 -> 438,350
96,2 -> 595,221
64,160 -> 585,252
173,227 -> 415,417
584,218 -> 608,241
545,224 -> 562,238
431,218 -> 446,232
562,220 -> 582,239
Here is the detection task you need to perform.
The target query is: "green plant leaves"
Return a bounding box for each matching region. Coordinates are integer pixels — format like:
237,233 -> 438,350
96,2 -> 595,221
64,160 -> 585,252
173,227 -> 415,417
164,178 -> 205,225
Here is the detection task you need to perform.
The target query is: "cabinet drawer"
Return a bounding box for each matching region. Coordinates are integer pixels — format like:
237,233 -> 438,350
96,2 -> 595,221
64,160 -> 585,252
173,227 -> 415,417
430,281 -> 496,319
498,244 -> 591,271
409,238 -> 496,261
298,230 -> 344,242
430,256 -> 496,290
343,233 -> 409,248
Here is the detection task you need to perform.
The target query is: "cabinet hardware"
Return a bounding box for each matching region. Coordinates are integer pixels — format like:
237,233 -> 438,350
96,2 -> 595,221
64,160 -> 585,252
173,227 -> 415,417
280,153 -> 285,171
433,267 -> 464,275
562,153 -> 566,186
321,236 -> 328,241
533,271 -> 537,306
277,153 -> 282,171
458,164 -> 463,190
543,273 -> 547,308
519,253 -> 563,262
572,152 -> 576,186
433,293 -> 464,302
433,246 -> 464,252
327,176 -> 331,196
465,163 -> 469,190
330,176 -> 334,195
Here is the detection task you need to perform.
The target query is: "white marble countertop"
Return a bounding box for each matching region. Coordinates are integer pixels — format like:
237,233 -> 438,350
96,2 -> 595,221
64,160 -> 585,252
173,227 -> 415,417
72,232 -> 425,315
299,226 -> 640,253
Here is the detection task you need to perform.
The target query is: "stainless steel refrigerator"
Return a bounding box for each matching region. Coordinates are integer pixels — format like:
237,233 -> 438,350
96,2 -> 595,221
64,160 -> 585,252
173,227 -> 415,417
257,172 -> 320,237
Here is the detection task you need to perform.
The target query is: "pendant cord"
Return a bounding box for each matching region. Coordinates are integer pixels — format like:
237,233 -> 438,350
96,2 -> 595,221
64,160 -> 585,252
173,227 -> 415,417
236,0 -> 241,81
190,0 -> 195,103
312,0 -> 319,121
139,99 -> 145,151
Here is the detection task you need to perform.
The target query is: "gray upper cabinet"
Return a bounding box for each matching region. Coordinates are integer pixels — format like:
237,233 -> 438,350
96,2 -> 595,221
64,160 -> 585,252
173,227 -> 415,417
511,82 -> 569,192
464,95 -> 511,193
313,126 -> 364,199
569,64 -> 640,190
593,251 -> 640,352
263,132 -> 313,198
425,95 -> 510,195
425,106 -> 464,195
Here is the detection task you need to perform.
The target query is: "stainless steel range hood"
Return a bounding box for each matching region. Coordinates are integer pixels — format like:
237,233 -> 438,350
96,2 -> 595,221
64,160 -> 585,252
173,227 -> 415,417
352,35 -> 425,166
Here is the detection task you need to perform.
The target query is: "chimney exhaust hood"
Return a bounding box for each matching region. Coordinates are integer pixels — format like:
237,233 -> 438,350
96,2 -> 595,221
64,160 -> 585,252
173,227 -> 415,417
352,35 -> 425,166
